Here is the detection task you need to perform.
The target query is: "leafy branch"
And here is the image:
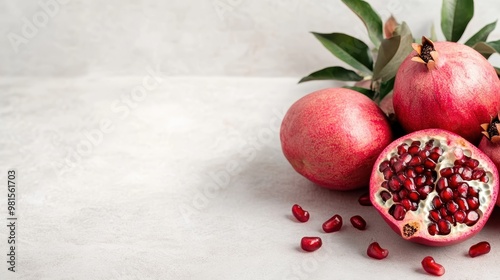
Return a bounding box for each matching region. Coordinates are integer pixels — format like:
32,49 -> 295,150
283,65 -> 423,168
300,0 -> 500,103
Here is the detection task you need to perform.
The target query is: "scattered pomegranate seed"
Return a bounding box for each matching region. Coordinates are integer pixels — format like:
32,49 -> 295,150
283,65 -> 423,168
358,192 -> 372,206
421,256 -> 445,276
300,237 -> 322,252
322,214 -> 343,233
350,215 -> 367,230
291,204 -> 310,222
469,241 -> 491,258
367,242 -> 388,259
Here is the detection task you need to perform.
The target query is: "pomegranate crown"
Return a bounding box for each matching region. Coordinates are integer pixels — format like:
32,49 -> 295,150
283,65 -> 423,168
481,113 -> 500,143
411,36 -> 439,70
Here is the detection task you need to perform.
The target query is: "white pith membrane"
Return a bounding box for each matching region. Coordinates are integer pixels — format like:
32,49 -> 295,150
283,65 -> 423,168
373,135 -> 493,239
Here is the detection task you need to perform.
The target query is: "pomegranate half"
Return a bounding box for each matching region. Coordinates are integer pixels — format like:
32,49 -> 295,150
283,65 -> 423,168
393,37 -> 500,145
369,129 -> 499,246
280,88 -> 393,190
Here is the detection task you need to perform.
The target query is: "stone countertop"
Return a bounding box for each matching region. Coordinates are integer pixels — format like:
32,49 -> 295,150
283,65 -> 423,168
1,76 -> 500,279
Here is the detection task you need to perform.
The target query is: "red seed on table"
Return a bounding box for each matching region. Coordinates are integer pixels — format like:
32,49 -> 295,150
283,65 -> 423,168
322,214 -> 343,233
421,256 -> 445,276
367,242 -> 389,259
291,204 -> 310,222
358,193 -> 372,206
300,237 -> 322,252
469,241 -> 491,258
350,215 -> 367,230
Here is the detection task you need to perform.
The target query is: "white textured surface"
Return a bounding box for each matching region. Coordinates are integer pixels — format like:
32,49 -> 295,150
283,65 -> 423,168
1,0 -> 499,76
2,76 -> 500,279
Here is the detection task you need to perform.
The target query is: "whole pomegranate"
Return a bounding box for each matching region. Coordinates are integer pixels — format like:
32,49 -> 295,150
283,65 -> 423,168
369,129 -> 499,246
478,113 -> 500,207
393,36 -> 500,144
280,88 -> 393,190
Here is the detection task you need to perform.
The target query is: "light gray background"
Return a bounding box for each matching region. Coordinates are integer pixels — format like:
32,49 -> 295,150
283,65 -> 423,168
1,0 -> 499,77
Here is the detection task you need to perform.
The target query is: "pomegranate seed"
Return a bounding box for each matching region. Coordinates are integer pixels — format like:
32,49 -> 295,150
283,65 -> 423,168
467,186 -> 480,197
453,210 -> 466,223
469,241 -> 491,258
472,168 -> 485,179
408,156 -> 423,167
390,204 -> 406,220
428,210 -> 440,222
350,215 -> 367,230
480,175 -> 489,183
414,165 -> 425,174
367,242 -> 389,260
415,175 -> 427,187
466,196 -> 479,210
436,177 -> 448,192
465,210 -> 479,226
388,177 -> 402,192
397,144 -> 408,155
439,188 -> 453,202
456,183 -> 468,198
424,158 -> 436,169
455,197 -> 468,211
417,185 -> 432,199
406,167 -> 417,178
439,167 -> 453,178
429,152 -> 440,162
379,160 -> 390,172
291,204 -> 310,222
421,256 -> 445,276
300,237 -> 322,252
322,214 -> 343,233
403,178 -> 416,191
465,158 -> 479,168
437,219 -> 451,235
428,223 -> 438,235
380,191 -> 391,202
445,201 -> 458,214
432,196 -> 443,208
408,191 -> 420,202
449,174 -> 463,188
411,140 -> 421,146
408,145 -> 420,155
358,193 -> 372,206
461,167 -> 473,180
401,199 -> 412,210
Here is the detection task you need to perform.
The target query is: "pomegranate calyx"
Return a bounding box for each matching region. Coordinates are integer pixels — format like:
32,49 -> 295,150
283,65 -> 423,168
480,114 -> 500,143
411,36 -> 438,70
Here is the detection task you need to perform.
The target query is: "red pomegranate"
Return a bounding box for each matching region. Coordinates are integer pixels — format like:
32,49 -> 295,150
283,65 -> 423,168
478,113 -> 500,207
393,36 -> 500,145
280,88 -> 393,190
369,129 -> 499,246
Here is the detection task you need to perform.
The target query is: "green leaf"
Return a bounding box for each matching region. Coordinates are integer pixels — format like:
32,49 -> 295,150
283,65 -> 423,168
343,86 -> 375,99
372,22 -> 414,82
495,67 -> 500,77
486,40 -> 500,52
465,20 -> 497,46
472,42 -> 498,59
379,77 -> 395,100
441,0 -> 474,42
312,32 -> 373,74
430,23 -> 438,42
341,0 -> 383,46
299,66 -> 364,83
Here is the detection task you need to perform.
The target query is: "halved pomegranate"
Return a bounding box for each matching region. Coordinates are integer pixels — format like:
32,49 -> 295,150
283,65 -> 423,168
369,129 -> 499,246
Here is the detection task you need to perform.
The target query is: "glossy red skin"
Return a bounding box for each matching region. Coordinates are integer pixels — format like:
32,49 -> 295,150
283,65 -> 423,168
393,41 -> 500,145
280,88 -> 393,190
369,129 -> 499,246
